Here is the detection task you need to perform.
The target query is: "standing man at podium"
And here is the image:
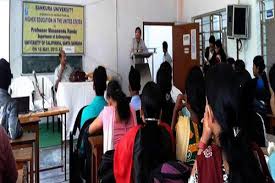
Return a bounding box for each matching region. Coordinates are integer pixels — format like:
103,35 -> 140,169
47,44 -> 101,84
130,27 -> 148,65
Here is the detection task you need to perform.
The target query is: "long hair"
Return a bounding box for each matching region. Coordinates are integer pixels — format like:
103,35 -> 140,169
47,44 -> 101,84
205,64 -> 265,183
141,81 -> 162,120
106,80 -> 130,122
93,66 -> 107,96
139,82 -> 174,182
185,66 -> 205,122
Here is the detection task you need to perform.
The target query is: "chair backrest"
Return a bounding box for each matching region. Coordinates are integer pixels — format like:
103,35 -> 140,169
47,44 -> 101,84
72,105 -> 88,135
70,117 -> 95,182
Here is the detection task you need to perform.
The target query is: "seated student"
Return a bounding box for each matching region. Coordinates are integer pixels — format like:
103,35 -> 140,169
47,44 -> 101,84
80,66 -> 107,128
114,82 -> 174,183
88,80 -> 137,153
269,64 -> 275,115
128,66 -> 141,111
0,58 -> 23,139
157,61 -> 175,125
253,55 -> 270,103
240,80 -> 267,147
227,57 -> 235,70
189,64 -> 266,183
171,66 -> 205,165
0,126 -> 18,182
235,59 -> 252,88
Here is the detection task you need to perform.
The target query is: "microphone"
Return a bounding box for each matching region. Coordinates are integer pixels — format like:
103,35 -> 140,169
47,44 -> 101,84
33,70 -> 38,86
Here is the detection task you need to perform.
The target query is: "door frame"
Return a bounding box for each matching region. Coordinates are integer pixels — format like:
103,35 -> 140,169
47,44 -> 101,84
143,22 -> 175,40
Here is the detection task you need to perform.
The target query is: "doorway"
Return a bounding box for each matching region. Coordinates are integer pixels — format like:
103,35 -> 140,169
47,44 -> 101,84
143,22 -> 173,81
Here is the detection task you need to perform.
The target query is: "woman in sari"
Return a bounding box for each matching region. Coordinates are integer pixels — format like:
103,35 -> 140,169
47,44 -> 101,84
189,64 -> 266,183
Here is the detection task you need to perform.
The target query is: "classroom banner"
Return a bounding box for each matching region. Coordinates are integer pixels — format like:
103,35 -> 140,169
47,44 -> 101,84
22,2 -> 84,54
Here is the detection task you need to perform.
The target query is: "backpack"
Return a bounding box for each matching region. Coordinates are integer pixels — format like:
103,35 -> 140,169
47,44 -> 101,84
151,161 -> 191,183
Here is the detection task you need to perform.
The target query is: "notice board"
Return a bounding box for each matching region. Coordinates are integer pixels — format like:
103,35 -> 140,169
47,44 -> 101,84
22,2 -> 84,54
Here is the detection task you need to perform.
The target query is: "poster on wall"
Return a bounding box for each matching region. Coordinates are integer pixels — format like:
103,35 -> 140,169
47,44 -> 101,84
22,2 -> 84,54
266,0 -> 274,19
183,34 -> 190,46
191,29 -> 196,60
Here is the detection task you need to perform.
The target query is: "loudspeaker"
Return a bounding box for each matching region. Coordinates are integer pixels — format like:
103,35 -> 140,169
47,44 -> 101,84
227,5 -> 249,39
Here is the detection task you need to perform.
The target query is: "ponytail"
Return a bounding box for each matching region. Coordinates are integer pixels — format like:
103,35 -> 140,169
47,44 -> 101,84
107,80 -> 130,122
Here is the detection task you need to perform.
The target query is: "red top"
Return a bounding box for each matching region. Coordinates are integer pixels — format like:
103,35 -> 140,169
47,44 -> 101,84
114,122 -> 175,183
196,144 -> 223,183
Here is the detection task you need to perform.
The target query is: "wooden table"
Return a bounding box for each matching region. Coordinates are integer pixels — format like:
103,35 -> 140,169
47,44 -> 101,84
89,135 -> 103,183
19,116 -> 40,183
19,107 -> 69,180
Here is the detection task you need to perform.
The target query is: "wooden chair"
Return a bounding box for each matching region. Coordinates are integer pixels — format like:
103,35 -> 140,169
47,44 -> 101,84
89,134 -> 103,183
13,147 -> 33,183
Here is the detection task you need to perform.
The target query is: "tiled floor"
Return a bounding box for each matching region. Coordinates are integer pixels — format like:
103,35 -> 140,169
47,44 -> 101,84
39,145 -> 69,183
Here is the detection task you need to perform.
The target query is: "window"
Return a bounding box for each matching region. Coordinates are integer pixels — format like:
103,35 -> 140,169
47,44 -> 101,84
259,0 -> 273,65
193,9 -> 227,64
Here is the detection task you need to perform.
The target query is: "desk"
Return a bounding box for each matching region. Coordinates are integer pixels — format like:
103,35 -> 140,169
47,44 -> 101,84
89,135 -> 103,183
11,133 -> 36,182
19,116 -> 39,183
19,107 -> 69,181
13,147 -> 33,183
56,82 -> 95,139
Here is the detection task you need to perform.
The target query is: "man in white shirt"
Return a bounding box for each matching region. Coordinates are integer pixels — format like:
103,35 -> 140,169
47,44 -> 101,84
162,41 -> 172,67
54,50 -> 73,91
130,27 -> 148,65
